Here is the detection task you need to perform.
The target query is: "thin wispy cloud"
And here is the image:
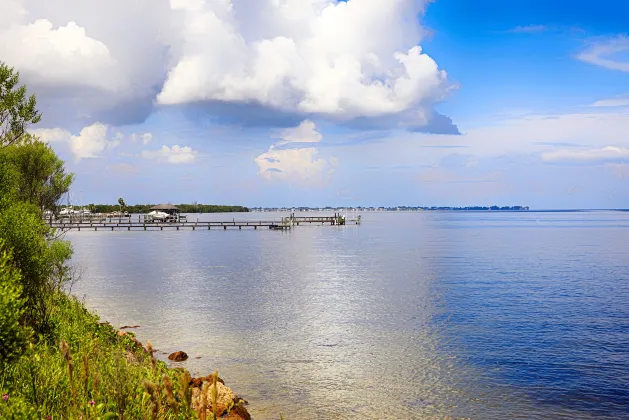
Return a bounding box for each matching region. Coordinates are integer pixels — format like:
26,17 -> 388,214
542,146 -> 629,165
534,142 -> 589,148
576,35 -> 629,72
140,145 -> 198,164
420,145 -> 468,149
591,95 -> 629,107
507,25 -> 548,34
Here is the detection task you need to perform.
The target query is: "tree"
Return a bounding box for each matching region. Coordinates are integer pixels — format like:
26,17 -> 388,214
0,62 -> 41,147
0,65 -> 73,336
0,134 -> 73,213
118,197 -> 126,210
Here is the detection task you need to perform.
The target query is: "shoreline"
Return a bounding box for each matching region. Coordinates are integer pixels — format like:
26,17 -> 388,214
105,319 -> 252,420
0,292 -> 253,419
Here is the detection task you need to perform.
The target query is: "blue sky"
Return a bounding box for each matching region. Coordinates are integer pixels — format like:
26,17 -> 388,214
4,0 -> 629,208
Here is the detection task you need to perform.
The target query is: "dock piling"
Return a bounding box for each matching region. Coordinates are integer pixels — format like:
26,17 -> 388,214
47,213 -> 361,232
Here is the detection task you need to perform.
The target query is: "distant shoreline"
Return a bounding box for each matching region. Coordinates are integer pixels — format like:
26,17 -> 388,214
249,208 -> 629,213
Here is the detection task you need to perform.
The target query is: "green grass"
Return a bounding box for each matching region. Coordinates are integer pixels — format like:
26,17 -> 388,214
0,293 -> 196,419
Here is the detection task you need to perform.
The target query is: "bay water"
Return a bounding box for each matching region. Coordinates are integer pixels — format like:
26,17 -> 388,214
68,211 -> 629,419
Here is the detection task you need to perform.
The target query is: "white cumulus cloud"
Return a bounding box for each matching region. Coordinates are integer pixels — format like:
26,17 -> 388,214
157,0 -> 451,126
140,145 -> 197,164
32,123 -> 120,161
255,119 -> 336,184
3,0 -> 454,131
0,0 -> 173,127
0,19 -> 122,90
271,119 -> 322,148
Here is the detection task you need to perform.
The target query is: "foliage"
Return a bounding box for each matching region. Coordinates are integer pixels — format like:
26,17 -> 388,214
0,134 -> 73,213
0,200 -> 73,334
0,62 -> 74,336
0,240 -> 32,364
0,294 -> 198,419
88,203 -> 250,214
175,204 -> 249,214
118,197 -> 126,210
0,63 -> 41,147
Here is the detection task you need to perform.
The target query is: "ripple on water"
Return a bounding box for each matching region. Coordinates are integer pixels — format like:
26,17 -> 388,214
70,211 -> 629,419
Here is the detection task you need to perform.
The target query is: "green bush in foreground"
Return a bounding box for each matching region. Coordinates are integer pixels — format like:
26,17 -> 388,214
0,293 -> 197,419
0,240 -> 32,363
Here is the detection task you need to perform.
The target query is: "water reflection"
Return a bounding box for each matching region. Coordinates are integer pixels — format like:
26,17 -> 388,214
69,211 -> 629,419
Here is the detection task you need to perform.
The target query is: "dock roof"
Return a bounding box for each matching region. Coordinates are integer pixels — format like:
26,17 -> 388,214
150,204 -> 180,211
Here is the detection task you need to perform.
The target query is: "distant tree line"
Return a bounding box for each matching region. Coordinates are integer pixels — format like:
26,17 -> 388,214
417,206 -> 530,211
250,205 -> 530,211
87,203 -> 249,213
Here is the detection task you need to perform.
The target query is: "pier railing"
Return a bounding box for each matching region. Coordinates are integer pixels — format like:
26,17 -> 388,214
46,213 -> 361,232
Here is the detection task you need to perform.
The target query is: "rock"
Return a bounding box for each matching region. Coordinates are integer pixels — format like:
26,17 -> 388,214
191,381 -> 234,417
189,374 -> 225,388
189,374 -> 250,420
224,404 -> 251,420
168,351 -> 188,362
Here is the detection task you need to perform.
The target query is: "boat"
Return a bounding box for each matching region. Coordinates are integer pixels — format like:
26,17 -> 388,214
59,206 -> 75,216
146,204 -> 181,223
146,210 -> 174,222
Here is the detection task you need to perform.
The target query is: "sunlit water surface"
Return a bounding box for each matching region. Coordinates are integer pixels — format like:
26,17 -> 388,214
68,211 -> 629,419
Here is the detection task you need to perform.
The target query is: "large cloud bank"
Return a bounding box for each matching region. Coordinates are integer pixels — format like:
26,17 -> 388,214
0,0 -> 456,132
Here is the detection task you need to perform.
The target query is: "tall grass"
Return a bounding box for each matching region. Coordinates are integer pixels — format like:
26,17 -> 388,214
0,293 -> 198,419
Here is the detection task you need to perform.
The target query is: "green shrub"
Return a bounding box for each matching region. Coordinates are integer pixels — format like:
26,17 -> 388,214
0,393 -> 39,419
0,239 -> 31,363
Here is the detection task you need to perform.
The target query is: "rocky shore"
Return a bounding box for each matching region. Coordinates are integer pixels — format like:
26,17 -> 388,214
115,325 -> 251,419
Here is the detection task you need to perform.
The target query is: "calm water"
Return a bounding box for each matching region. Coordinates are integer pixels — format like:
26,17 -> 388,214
68,211 -> 629,419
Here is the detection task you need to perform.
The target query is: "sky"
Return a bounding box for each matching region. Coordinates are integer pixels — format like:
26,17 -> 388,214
2,0 -> 629,209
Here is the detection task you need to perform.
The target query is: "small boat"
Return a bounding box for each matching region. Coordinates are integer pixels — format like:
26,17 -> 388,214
146,210 -> 173,222
59,206 -> 75,216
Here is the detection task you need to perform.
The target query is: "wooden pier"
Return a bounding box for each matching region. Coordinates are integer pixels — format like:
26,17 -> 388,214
47,213 -> 361,232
